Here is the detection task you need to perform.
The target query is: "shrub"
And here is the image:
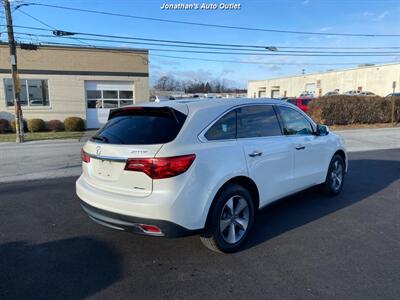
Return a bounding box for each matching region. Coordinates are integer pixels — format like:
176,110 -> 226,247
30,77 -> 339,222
27,118 -> 46,132
10,119 -> 27,133
308,96 -> 400,125
47,120 -> 64,132
0,119 -> 10,133
64,117 -> 85,131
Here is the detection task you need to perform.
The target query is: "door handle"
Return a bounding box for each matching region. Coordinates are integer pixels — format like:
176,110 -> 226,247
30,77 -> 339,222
295,145 -> 306,150
249,151 -> 263,157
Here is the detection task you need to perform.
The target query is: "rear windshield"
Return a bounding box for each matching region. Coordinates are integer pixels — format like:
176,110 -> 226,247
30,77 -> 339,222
92,107 -> 187,145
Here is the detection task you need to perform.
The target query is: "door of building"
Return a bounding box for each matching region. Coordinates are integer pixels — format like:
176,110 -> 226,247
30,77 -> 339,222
85,81 -> 135,128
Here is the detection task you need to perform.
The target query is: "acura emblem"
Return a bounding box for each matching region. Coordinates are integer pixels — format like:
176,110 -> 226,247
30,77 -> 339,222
96,145 -> 101,156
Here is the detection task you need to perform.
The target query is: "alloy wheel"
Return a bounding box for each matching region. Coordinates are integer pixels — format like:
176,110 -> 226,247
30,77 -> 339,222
330,160 -> 344,192
219,195 -> 250,244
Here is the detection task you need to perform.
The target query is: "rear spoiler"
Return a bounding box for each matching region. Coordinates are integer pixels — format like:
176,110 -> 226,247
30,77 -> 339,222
108,106 -> 185,124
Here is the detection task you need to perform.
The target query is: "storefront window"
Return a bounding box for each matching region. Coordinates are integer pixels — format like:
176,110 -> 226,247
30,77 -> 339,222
4,79 -> 49,107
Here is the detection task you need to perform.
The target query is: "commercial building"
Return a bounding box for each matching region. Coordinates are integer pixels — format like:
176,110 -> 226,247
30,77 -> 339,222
0,43 -> 149,128
248,62 -> 400,99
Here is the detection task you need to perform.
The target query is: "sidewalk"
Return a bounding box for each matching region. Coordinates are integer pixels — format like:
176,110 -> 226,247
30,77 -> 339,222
0,127 -> 399,183
335,127 -> 400,152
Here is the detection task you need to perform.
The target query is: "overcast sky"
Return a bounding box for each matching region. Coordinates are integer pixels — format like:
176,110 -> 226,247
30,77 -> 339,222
5,0 -> 400,88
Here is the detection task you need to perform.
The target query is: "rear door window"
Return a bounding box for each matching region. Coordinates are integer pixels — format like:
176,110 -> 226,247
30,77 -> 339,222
237,105 -> 282,138
93,107 -> 186,144
205,110 -> 236,140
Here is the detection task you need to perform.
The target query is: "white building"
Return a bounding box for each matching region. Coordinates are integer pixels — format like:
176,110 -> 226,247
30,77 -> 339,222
248,62 -> 400,98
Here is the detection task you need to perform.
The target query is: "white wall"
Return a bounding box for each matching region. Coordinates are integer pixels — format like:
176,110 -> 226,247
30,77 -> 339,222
248,63 -> 400,98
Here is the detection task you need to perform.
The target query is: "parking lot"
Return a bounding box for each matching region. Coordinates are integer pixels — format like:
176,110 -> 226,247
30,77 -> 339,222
1,149 -> 399,299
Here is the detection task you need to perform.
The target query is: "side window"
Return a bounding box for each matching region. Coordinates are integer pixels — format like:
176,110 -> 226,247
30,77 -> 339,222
205,110 -> 236,140
237,105 -> 282,138
278,106 -> 314,135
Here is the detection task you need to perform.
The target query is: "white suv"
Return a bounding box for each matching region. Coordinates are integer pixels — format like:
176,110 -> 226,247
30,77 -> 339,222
76,99 -> 347,253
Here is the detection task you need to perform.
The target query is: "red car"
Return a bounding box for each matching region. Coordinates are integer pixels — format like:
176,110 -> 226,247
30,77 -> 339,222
286,97 -> 313,112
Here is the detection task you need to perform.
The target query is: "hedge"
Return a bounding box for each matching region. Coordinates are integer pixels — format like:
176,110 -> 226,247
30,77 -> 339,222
47,120 -> 64,132
27,118 -> 46,132
308,96 -> 400,125
64,117 -> 85,131
10,119 -> 27,133
0,119 -> 10,133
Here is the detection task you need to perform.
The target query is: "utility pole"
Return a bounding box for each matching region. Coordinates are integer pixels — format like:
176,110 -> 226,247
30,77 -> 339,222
4,0 -> 24,143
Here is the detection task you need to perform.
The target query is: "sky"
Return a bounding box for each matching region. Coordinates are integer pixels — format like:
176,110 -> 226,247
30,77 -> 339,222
2,0 -> 400,88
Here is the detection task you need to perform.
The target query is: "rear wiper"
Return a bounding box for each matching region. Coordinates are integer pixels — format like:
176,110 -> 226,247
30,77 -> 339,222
91,135 -> 109,143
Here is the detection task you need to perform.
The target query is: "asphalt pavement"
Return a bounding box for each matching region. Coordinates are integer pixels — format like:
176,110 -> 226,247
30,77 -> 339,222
0,149 -> 399,299
0,127 -> 399,184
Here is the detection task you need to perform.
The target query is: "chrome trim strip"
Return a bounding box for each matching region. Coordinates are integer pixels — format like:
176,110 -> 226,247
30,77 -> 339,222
87,153 -> 127,163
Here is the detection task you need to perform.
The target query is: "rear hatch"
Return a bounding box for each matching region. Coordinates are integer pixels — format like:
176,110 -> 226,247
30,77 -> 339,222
82,106 -> 187,197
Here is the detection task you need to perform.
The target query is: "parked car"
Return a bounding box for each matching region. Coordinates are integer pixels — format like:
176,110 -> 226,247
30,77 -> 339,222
324,91 -> 340,96
343,90 -> 361,96
385,93 -> 400,97
286,97 -> 313,112
359,91 -> 376,97
299,91 -> 315,98
77,99 -> 347,253
150,96 -> 176,102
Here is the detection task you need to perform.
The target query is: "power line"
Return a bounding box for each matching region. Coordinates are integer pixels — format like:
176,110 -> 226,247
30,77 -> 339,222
12,36 -> 400,58
12,32 -> 400,54
15,8 -> 92,47
20,2 -> 400,38
7,24 -> 400,51
13,38 -> 399,67
150,54 -> 397,66
11,34 -> 400,56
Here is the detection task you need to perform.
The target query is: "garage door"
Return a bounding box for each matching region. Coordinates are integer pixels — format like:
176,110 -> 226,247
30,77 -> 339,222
85,81 -> 135,129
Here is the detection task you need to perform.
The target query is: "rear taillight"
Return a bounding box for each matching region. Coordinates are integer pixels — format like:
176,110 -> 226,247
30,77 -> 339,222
81,149 -> 91,163
124,154 -> 196,179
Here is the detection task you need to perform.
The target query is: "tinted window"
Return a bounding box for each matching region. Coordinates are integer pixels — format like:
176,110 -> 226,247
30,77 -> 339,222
237,105 -> 281,138
301,99 -> 311,106
205,110 -> 236,140
287,99 -> 296,105
278,106 -> 313,135
93,107 -> 186,145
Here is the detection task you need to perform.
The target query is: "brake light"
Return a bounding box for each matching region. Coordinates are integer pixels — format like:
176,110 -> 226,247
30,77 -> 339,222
124,154 -> 196,179
81,149 -> 91,163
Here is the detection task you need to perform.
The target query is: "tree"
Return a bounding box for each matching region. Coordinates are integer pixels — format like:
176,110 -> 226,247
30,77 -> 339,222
154,76 -> 180,91
205,82 -> 211,93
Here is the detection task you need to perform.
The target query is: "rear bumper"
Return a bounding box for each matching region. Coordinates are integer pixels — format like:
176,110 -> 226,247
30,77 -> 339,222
80,200 -> 200,238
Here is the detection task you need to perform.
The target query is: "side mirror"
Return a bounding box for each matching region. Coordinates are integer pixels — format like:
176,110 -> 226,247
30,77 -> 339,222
316,124 -> 329,136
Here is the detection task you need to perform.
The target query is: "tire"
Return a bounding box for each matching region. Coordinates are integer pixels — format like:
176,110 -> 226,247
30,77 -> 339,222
320,154 -> 345,196
200,184 -> 255,253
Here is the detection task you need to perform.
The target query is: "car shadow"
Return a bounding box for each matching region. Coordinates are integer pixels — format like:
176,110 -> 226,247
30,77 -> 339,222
242,157 -> 400,251
0,237 -> 122,300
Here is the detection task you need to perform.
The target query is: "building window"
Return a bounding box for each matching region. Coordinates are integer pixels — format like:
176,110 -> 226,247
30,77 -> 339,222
86,89 -> 134,109
4,79 -> 49,107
